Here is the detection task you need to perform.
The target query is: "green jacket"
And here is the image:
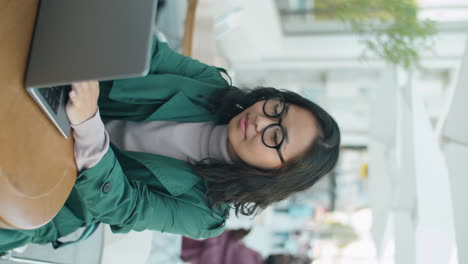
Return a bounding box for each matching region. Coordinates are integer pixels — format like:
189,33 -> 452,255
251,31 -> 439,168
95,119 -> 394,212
0,37 -> 230,251
79,36 -> 230,238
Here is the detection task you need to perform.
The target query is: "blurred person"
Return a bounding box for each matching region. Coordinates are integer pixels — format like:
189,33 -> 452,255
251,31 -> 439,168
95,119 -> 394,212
181,229 -> 312,264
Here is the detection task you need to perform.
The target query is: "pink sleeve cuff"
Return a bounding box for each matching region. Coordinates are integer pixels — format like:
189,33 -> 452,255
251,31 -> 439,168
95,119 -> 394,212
71,109 -> 110,172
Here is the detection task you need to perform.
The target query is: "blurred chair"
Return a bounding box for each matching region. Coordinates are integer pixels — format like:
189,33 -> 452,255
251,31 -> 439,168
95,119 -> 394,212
182,0 -> 199,57
155,0 -> 199,57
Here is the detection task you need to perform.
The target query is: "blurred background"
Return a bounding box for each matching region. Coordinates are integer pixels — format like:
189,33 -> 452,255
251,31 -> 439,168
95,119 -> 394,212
4,0 -> 467,263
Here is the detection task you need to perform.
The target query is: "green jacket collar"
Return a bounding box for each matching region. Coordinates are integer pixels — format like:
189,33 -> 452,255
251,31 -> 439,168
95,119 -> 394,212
113,147 -> 200,197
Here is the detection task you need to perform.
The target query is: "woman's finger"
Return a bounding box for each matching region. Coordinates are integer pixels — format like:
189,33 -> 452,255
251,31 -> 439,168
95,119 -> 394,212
70,85 -> 81,97
71,82 -> 82,90
68,90 -> 79,105
72,82 -> 88,95
72,81 -> 96,93
69,89 -> 77,98
89,81 -> 99,95
69,81 -> 99,102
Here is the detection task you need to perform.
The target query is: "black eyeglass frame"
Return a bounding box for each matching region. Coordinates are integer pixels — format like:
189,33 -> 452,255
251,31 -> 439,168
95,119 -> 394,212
260,96 -> 287,163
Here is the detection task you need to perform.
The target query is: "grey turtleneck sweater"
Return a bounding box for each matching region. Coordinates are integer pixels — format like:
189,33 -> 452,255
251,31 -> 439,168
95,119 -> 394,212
71,109 -> 233,172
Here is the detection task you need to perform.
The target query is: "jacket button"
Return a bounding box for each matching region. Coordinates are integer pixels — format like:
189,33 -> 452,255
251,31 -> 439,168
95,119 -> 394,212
102,182 -> 112,194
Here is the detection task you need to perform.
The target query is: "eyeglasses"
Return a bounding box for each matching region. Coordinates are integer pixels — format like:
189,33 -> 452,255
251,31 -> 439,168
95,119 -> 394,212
261,96 -> 287,163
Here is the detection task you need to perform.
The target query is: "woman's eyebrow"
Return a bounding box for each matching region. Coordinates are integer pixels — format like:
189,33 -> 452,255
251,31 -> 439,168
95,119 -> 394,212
284,104 -> 290,116
282,104 -> 290,145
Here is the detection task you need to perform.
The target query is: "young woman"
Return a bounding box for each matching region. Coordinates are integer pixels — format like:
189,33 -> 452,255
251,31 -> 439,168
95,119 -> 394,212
0,36 -> 340,252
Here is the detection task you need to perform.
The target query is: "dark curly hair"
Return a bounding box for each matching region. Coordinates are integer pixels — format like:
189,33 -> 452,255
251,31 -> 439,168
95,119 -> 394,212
190,86 -> 341,216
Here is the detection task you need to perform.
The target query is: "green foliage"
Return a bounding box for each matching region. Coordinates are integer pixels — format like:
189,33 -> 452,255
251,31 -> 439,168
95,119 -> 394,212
314,0 -> 437,68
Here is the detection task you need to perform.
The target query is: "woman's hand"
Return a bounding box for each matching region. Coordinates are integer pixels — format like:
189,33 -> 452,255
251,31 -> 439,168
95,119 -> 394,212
66,81 -> 100,125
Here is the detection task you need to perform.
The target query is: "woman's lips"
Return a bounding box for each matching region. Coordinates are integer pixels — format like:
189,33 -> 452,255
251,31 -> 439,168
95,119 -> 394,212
240,115 -> 248,139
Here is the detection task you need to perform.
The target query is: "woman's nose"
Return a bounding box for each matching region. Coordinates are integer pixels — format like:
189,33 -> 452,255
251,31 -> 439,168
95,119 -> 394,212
254,115 -> 275,133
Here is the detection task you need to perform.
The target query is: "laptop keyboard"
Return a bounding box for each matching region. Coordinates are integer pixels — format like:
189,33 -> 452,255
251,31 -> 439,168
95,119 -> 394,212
38,85 -> 71,114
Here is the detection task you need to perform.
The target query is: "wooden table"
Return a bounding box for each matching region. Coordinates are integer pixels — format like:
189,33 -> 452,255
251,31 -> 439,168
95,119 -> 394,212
0,0 -> 76,230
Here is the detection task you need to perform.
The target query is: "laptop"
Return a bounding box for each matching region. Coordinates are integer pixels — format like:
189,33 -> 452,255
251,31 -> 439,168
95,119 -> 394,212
25,0 -> 158,138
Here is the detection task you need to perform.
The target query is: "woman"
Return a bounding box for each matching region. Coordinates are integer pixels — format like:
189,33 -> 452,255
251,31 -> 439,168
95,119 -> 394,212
0,36 -> 340,252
